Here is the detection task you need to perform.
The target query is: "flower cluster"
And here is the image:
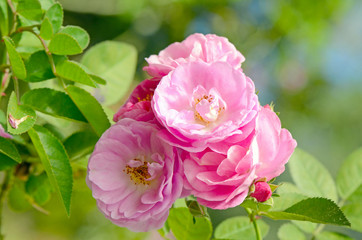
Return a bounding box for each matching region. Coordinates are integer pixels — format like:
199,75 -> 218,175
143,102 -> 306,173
87,33 -> 297,232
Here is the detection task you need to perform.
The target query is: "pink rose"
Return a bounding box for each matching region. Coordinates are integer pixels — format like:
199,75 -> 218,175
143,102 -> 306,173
250,181 -> 272,202
252,105 -> 297,180
113,79 -> 158,123
144,33 -> 245,79
87,119 -> 184,232
152,61 -> 258,152
183,144 -> 256,209
0,124 -> 11,139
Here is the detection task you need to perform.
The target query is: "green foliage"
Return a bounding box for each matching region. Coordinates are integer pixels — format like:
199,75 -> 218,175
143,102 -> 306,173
81,41 -> 137,105
22,88 -> 87,122
215,216 -> 269,240
48,26 -> 89,55
337,148 -> 362,200
8,179 -> 32,212
264,198 -> 350,226
168,207 -> 213,240
3,36 -> 27,79
66,85 -> 110,137
40,3 -> 63,40
26,172 -> 53,206
24,51 -> 54,82
316,231 -> 353,240
277,223 -> 305,240
63,131 -> 98,160
55,60 -> 96,87
0,137 -> 21,170
289,148 -> 338,201
28,125 -> 73,216
16,0 -> 43,22
341,203 -> 362,232
7,92 -> 37,135
0,0 -> 9,35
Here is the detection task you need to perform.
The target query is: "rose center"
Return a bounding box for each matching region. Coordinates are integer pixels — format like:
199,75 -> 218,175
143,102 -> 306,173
124,160 -> 151,185
194,94 -> 225,124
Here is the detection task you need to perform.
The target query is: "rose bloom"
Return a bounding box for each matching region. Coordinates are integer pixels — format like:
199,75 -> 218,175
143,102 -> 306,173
87,119 -> 184,232
113,79 -> 158,123
183,105 -> 296,209
152,61 -> 258,152
144,33 -> 245,79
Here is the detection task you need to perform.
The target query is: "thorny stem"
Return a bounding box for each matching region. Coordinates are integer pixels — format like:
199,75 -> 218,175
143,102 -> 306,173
245,208 -> 262,240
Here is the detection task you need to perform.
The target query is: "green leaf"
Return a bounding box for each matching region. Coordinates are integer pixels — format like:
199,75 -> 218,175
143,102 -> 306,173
0,137 -> 21,164
341,203 -> 362,232
24,50 -> 55,82
39,17 -> 53,40
263,197 -> 350,226
45,3 -> 63,33
38,0 -> 55,10
63,131 -> 98,160
7,92 -> 36,135
186,199 -> 209,218
55,60 -> 96,87
291,221 -> 317,233
346,184 -> 362,202
59,26 -> 89,50
278,223 -> 305,240
3,36 -> 27,79
28,125 -> 73,216
336,147 -> 362,200
168,208 -> 212,240
49,33 -> 82,55
17,0 -> 43,21
0,0 -> 9,35
66,85 -> 110,137
81,41 -> 137,105
316,231 -> 353,240
8,179 -> 32,212
89,74 -> 106,85
21,88 -> 87,122
26,172 -> 53,206
289,148 -> 338,201
214,216 -> 269,240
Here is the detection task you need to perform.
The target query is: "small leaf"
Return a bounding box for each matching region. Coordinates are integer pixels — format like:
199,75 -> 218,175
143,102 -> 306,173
89,74 -> 106,85
45,3 -> 63,33
39,17 -> 53,40
168,207 -> 212,240
81,41 -> 137,105
7,92 -> 36,135
3,36 -> 27,79
263,197 -> 351,226
55,60 -> 96,87
63,131 -> 98,160
289,148 -> 338,201
277,223 -> 306,240
66,85 -> 110,137
24,50 -> 55,82
241,197 -> 274,212
186,199 -> 209,218
22,88 -> 87,122
214,216 -> 269,240
28,125 -> 73,216
0,137 -> 21,163
17,0 -> 43,21
38,0 -> 55,10
8,179 -> 32,212
0,0 -> 9,35
59,26 -> 89,50
316,231 -> 353,240
341,203 -> 362,232
26,172 -> 53,206
336,148 -> 362,200
48,33 -> 82,55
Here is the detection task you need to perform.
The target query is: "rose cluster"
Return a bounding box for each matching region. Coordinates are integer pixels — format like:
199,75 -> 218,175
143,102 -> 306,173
87,33 -> 297,232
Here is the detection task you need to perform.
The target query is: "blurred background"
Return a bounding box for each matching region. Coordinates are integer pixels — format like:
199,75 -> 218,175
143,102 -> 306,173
4,0 -> 362,239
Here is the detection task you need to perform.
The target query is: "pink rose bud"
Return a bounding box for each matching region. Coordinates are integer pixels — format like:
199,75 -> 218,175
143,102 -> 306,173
250,181 -> 272,202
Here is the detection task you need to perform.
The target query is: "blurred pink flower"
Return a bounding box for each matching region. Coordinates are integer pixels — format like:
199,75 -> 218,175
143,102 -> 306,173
113,79 -> 158,123
250,181 -> 272,202
252,105 -> 297,180
152,61 -> 258,152
87,119 -> 184,232
183,144 -> 256,209
0,124 -> 11,139
144,33 -> 245,79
